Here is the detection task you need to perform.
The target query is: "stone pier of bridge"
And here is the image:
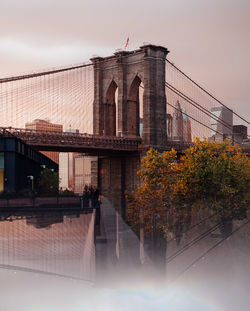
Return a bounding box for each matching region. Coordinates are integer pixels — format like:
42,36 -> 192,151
98,155 -> 140,218
91,44 -> 169,217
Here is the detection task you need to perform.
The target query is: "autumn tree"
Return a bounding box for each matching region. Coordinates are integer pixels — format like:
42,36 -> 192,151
127,148 -> 188,235
174,138 -> 250,216
127,139 -> 250,234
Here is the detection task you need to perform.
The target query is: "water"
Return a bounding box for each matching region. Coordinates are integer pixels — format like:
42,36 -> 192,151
0,199 -> 249,311
0,209 -> 95,282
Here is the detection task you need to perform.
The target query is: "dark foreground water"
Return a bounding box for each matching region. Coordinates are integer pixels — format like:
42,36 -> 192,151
0,199 -> 249,311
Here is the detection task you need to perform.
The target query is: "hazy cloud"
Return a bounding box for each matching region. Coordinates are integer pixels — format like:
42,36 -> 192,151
0,0 -> 249,119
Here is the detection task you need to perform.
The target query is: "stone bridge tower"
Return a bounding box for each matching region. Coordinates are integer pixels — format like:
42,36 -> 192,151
91,45 -> 169,216
91,44 -> 169,148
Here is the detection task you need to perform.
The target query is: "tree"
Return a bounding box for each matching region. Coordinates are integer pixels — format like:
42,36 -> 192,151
38,168 -> 59,196
174,138 -> 250,215
127,139 -> 250,234
127,148 -> 188,235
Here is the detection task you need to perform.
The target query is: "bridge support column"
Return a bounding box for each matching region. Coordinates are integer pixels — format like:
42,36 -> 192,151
98,155 -> 140,218
91,44 -> 169,148
141,45 -> 169,147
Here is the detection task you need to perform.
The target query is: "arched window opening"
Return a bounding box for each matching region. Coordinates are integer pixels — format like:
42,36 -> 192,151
127,76 -> 143,137
104,80 -> 117,136
139,81 -> 144,137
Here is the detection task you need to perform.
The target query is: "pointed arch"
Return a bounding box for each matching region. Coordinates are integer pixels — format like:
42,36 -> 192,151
103,80 -> 117,136
126,75 -> 143,137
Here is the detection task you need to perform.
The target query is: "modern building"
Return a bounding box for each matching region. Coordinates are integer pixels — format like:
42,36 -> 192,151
210,107 -> 233,136
209,106 -> 233,142
183,108 -> 192,143
233,125 -> 248,144
59,150 -> 97,194
25,119 -> 63,164
59,152 -> 70,190
74,155 -> 98,194
172,100 -> 184,141
166,113 -> 173,139
59,152 -> 75,191
59,129 -> 79,191
0,134 -> 58,193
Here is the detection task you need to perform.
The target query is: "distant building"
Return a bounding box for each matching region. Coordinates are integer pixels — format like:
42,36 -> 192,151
172,100 -> 183,141
74,155 -> 91,194
73,155 -> 98,194
210,106 -> 233,139
59,129 -> 79,191
233,125 -> 248,144
59,152 -> 75,191
139,118 -> 143,137
59,153 -> 69,190
25,119 -> 63,132
166,113 -> 173,138
183,108 -> 192,143
25,119 -> 63,164
59,149 -> 98,194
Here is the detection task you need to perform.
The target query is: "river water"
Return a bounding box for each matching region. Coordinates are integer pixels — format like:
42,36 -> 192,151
0,198 -> 249,311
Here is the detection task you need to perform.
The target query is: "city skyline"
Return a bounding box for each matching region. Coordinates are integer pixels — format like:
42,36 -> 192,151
0,0 -> 249,121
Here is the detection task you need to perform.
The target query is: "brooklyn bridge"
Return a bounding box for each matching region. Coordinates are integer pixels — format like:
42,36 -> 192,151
0,44 -> 249,206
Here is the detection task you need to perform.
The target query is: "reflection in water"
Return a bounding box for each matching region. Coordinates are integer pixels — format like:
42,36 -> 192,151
0,200 -> 249,311
0,210 -> 95,281
163,212 -> 250,283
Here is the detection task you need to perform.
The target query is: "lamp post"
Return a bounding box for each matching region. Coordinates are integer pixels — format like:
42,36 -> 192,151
27,175 -> 34,191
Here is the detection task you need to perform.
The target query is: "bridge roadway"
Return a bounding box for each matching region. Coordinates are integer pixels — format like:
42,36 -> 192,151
1,127 -> 249,154
0,127 -> 194,155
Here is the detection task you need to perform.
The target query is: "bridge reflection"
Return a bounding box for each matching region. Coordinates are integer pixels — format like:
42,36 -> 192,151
0,209 -> 95,281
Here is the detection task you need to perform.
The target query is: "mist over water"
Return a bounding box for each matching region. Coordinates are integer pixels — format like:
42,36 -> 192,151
0,199 -> 249,311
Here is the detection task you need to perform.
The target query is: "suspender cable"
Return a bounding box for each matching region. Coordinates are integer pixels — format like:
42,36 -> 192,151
166,59 -> 250,125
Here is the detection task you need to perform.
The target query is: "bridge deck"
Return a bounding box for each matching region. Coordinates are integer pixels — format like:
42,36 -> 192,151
0,127 -> 141,154
1,127 -> 249,155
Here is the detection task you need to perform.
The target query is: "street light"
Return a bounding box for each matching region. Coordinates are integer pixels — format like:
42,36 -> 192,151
27,175 -> 34,191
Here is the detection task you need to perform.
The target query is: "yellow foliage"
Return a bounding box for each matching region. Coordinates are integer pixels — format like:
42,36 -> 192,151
127,139 -> 250,234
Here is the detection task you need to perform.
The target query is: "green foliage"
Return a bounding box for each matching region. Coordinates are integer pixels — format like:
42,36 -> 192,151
175,138 -> 250,208
38,168 -> 59,196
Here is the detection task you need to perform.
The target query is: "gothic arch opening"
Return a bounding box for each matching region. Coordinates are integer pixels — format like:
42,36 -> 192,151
127,75 -> 144,137
104,80 -> 117,136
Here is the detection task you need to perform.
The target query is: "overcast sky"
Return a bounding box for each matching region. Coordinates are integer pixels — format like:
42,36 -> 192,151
0,0 -> 249,121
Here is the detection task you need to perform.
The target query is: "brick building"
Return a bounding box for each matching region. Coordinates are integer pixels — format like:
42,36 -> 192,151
25,119 -> 63,164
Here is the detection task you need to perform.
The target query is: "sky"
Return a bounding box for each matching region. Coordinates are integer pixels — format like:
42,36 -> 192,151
0,0 -> 250,121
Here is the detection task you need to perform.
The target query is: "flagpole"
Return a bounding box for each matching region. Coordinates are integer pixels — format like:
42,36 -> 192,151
124,37 -> 129,51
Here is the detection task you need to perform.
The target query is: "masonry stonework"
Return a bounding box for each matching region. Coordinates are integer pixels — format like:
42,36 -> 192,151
91,45 -> 169,215
91,44 -> 169,148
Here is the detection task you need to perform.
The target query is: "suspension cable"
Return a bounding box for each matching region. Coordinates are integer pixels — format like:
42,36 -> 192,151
166,99 -> 243,145
139,84 -> 237,141
166,82 -> 235,133
0,63 -> 93,84
166,83 -> 250,141
172,219 -> 250,283
166,59 -> 250,125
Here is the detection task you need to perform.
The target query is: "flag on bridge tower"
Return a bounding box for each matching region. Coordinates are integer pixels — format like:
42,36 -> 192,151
124,37 -> 129,50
